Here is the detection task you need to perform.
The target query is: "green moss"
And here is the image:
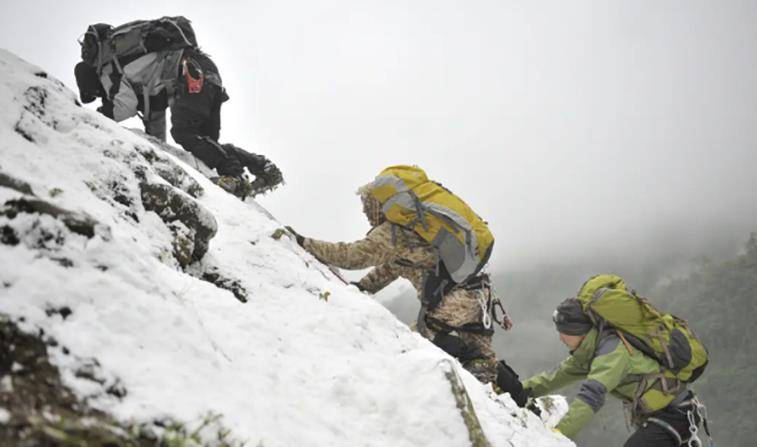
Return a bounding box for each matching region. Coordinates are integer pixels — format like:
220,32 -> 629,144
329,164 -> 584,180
270,228 -> 287,240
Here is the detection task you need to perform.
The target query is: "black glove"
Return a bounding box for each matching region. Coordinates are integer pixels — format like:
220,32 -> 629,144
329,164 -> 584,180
495,360 -> 529,408
525,395 -> 542,418
74,61 -> 103,104
97,100 -> 114,119
285,226 -> 305,247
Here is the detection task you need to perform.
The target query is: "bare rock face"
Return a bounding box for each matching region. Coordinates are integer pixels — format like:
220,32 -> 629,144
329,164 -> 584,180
0,171 -> 106,258
199,267 -> 249,303
0,172 -> 33,196
1,197 -> 100,240
132,139 -> 205,199
139,183 -> 217,268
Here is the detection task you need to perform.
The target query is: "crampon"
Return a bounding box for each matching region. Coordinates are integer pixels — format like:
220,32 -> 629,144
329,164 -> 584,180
247,161 -> 284,197
211,162 -> 283,200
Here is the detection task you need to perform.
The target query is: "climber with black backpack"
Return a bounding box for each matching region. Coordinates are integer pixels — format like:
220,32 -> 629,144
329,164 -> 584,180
522,275 -> 714,446
74,16 -> 283,199
286,165 -> 529,405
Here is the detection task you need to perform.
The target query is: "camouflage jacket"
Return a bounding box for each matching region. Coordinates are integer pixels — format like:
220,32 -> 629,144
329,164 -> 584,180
302,222 -> 436,294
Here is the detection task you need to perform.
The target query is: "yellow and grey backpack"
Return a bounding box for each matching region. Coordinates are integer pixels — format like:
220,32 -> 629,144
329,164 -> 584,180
369,165 -> 494,308
576,274 -> 709,383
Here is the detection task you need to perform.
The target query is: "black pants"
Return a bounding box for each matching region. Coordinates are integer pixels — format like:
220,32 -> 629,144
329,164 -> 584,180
624,404 -> 698,447
170,52 -> 242,176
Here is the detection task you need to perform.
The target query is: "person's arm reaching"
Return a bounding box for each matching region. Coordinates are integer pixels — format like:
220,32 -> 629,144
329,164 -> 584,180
555,335 -> 631,439
302,223 -> 395,270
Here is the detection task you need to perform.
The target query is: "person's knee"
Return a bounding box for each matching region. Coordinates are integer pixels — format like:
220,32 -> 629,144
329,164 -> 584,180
432,332 -> 483,362
170,126 -> 194,145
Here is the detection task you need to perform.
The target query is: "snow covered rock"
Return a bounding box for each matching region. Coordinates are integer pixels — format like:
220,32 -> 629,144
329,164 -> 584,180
0,48 -> 572,447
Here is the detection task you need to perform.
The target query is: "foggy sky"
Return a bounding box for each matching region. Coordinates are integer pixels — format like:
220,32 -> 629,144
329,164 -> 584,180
2,0 -> 756,270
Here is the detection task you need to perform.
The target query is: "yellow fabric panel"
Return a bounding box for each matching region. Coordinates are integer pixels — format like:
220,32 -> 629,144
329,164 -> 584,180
577,274 -> 709,384
370,165 -> 493,268
639,388 -> 676,413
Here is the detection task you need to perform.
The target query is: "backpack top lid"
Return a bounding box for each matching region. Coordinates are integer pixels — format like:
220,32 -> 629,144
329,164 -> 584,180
80,23 -> 114,68
368,165 -> 494,283
576,274 -> 664,335
80,16 -> 198,71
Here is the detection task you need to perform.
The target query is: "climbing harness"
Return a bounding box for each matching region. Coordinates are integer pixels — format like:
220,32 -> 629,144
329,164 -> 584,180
647,417 -> 683,446
426,273 -> 512,334
484,279 -> 511,331
424,314 -> 494,336
646,395 -> 715,447
465,273 -> 512,332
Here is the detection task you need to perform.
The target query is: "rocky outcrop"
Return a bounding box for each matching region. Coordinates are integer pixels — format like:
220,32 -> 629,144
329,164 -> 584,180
0,314 -> 239,446
140,183 -> 217,268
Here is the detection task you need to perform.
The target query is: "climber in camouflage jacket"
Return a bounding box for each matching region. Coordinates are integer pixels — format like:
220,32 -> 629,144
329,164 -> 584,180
288,184 -> 503,384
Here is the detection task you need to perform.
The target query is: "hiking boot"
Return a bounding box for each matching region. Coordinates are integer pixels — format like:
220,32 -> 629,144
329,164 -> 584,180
247,162 -> 284,197
215,175 -> 253,200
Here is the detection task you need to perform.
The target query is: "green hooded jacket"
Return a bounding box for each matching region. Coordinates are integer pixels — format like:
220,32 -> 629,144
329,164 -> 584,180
522,329 -> 685,440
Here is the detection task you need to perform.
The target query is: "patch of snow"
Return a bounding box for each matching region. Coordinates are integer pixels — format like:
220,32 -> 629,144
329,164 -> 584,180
537,395 -> 571,429
0,48 -> 571,447
0,407 -> 10,424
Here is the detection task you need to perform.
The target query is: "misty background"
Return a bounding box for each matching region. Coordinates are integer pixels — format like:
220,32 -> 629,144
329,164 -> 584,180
2,1 -> 757,445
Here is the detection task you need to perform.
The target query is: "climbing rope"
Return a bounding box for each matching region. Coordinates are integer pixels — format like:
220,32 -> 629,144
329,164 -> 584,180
476,289 -> 492,330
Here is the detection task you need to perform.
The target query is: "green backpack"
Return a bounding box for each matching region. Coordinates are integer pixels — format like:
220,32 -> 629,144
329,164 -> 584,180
576,274 -> 708,383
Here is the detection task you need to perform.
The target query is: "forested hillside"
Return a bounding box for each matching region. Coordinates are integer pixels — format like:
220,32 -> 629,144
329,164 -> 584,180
651,233 -> 757,447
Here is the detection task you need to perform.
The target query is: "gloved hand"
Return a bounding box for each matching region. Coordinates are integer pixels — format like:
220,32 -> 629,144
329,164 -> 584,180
285,226 -> 305,247
96,100 -> 114,119
525,395 -> 542,418
494,360 -> 529,407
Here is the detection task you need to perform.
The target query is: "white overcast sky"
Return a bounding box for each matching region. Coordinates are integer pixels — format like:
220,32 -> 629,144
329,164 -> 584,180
2,0 -> 756,270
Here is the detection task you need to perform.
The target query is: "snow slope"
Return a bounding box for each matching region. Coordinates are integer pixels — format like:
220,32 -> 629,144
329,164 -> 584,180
0,49 -> 571,447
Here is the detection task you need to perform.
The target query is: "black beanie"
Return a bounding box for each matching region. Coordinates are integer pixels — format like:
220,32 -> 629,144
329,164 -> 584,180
553,298 -> 593,335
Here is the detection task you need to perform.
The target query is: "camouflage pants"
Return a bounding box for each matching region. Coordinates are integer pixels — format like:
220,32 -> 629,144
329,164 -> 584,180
420,288 -> 498,384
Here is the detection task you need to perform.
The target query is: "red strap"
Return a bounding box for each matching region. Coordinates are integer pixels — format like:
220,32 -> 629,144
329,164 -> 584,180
181,58 -> 204,94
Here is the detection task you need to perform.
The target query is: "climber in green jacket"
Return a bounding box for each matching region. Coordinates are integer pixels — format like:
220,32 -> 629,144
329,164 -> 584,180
523,298 -> 710,446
